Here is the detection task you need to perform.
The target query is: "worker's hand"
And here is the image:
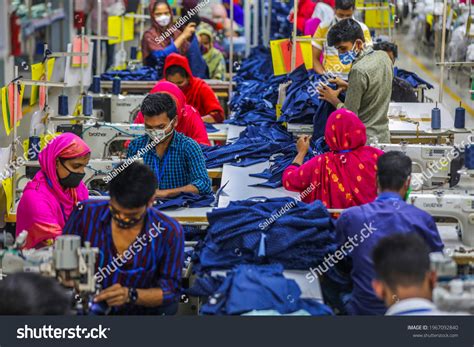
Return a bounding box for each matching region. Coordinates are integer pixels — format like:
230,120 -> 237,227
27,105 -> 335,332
328,77 -> 349,91
296,135 -> 311,154
317,83 -> 343,107
202,115 -> 216,123
154,188 -> 170,200
94,283 -> 129,307
183,23 -> 197,39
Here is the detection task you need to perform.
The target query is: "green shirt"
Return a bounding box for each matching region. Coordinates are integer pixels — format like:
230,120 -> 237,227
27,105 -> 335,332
338,47 -> 393,143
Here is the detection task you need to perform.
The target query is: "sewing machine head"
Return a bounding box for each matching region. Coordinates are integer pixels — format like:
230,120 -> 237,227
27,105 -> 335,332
92,94 -> 146,123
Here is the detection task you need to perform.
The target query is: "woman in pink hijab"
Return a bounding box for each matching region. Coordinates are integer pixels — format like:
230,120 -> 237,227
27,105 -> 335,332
16,133 -> 91,249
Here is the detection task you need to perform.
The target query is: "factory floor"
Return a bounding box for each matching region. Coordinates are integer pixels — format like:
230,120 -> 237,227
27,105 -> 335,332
394,25 -> 474,128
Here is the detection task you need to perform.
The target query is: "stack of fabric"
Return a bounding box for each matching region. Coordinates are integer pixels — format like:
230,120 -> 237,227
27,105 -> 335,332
185,264 -> 333,316
201,125 -> 295,169
394,67 -> 434,89
154,193 -> 216,210
270,0 -> 294,40
193,197 -> 337,271
100,66 -> 161,82
279,65 -> 339,139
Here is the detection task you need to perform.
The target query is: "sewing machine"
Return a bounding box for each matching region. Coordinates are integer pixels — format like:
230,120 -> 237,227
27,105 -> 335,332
92,94 -> 145,123
0,232 -> 100,314
375,143 -> 463,188
81,122 -> 145,159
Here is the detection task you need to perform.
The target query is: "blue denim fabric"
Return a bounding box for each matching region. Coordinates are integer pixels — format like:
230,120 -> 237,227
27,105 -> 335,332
186,35 -> 209,79
200,125 -> 294,169
193,197 -> 337,271
270,0 -> 294,40
394,67 -> 434,89
205,123 -> 220,133
154,193 -> 216,210
100,66 -> 159,81
186,264 -> 333,315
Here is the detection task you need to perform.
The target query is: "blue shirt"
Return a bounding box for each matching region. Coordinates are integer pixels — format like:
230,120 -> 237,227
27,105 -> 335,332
127,131 -> 212,195
63,199 -> 184,315
335,192 -> 444,316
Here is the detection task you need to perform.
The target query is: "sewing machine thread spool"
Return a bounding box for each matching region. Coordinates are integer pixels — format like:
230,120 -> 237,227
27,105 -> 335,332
431,102 -> 441,130
82,95 -> 93,116
112,77 -> 121,95
465,143 -> 474,170
130,47 -> 138,60
454,102 -> 466,129
90,76 -> 101,94
58,95 -> 69,116
28,136 -> 40,160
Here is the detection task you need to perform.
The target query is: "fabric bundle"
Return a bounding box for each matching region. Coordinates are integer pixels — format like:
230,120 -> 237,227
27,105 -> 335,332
186,264 -> 333,316
394,67 -> 434,89
100,66 -> 161,82
270,0 -> 294,40
279,65 -> 338,139
193,197 -> 337,271
154,193 -> 216,210
201,124 -> 295,169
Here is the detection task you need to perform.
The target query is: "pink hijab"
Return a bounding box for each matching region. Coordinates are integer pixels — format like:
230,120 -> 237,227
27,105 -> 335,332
16,133 -> 90,249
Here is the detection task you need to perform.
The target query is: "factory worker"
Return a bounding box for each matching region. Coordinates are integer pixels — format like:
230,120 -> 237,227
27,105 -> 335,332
163,53 -> 225,123
64,162 -> 184,315
335,151 -> 443,315
133,81 -> 210,146
141,0 -> 194,66
312,0 -> 372,79
127,93 -> 211,198
198,28 -> 226,80
282,108 -> 383,209
318,18 -> 392,143
16,133 -> 91,249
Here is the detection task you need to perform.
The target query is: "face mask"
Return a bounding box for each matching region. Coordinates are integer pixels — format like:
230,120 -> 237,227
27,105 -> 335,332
338,41 -> 360,65
156,14 -> 171,27
109,206 -> 145,229
146,119 -> 175,144
201,45 -> 209,54
58,159 -> 85,188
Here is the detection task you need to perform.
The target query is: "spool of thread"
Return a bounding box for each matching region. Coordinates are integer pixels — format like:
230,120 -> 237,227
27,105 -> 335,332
112,78 -> 121,95
28,136 -> 41,160
58,95 -> 69,116
90,76 -> 101,94
431,102 -> 441,130
454,102 -> 466,129
130,47 -> 138,60
82,95 -> 93,116
465,144 -> 474,170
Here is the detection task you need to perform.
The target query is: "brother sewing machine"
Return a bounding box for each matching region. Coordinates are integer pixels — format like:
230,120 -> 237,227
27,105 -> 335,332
0,232 -> 100,314
91,94 -> 145,123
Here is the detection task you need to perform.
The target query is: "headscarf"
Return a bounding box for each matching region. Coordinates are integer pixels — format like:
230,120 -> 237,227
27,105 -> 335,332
134,81 -> 210,145
162,53 -> 224,122
141,0 -> 189,62
16,133 -> 90,249
282,109 -> 383,208
198,29 -> 226,80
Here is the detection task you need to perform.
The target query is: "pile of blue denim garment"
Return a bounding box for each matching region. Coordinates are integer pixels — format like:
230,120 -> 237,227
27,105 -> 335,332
394,67 -> 434,89
201,124 -> 295,169
279,65 -> 339,139
204,123 -> 220,133
270,0 -> 294,40
192,197 -> 337,271
185,264 -> 333,315
153,193 -> 216,210
100,66 -> 159,81
249,137 -> 329,188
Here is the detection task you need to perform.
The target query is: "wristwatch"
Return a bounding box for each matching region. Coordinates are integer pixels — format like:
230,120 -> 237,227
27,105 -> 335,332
128,287 -> 138,304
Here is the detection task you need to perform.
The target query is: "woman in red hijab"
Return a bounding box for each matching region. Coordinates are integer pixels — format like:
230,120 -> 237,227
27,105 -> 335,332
134,81 -> 210,145
163,53 -> 225,123
141,0 -> 193,66
282,108 -> 383,209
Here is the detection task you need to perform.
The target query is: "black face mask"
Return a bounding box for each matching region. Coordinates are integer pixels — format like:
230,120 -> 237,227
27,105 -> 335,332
58,159 -> 85,188
109,205 -> 145,229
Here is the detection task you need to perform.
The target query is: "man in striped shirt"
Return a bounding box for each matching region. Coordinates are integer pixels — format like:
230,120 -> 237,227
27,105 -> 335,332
312,0 -> 372,80
64,162 -> 184,315
127,93 -> 212,199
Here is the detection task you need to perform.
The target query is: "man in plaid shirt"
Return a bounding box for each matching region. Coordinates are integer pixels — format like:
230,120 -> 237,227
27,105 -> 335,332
127,93 -> 211,198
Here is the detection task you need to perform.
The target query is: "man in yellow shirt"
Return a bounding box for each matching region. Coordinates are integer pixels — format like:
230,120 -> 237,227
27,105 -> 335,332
312,0 -> 372,79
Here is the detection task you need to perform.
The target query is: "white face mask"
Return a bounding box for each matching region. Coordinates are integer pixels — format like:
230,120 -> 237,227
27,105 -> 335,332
156,14 -> 171,27
146,120 -> 175,144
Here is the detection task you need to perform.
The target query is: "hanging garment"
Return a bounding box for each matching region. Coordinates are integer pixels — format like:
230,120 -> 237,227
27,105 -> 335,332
154,193 -> 216,210
186,34 -> 209,79
193,197 -> 337,271
186,264 -> 334,316
394,67 -> 434,89
200,124 -> 294,169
